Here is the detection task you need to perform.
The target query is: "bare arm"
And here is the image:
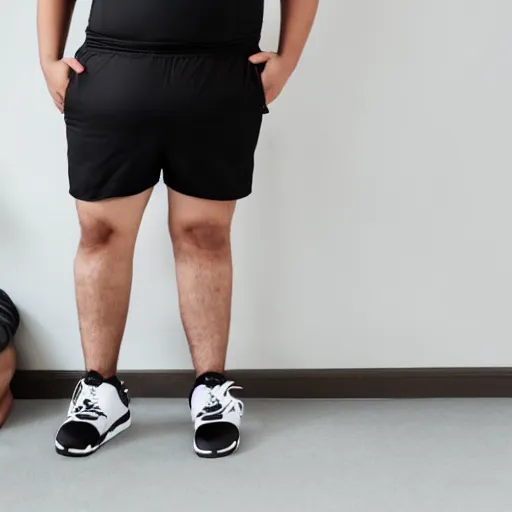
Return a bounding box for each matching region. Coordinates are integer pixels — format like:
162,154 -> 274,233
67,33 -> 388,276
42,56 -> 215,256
278,0 -> 319,74
38,0 -> 84,113
37,0 -> 76,66
250,0 -> 319,104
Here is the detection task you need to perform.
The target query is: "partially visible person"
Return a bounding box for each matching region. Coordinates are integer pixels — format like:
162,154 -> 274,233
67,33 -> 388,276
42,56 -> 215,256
38,0 -> 318,458
0,345 -> 16,427
0,290 -> 19,427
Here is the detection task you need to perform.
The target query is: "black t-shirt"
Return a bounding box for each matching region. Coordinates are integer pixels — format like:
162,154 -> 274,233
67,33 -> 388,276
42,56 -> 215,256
87,0 -> 264,46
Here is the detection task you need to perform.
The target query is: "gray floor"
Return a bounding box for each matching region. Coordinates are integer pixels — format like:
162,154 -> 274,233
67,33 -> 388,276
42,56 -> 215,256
2,399 -> 512,511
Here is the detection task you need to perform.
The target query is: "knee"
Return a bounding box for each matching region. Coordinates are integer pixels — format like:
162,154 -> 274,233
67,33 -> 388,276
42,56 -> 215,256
78,218 -> 115,252
172,221 -> 230,253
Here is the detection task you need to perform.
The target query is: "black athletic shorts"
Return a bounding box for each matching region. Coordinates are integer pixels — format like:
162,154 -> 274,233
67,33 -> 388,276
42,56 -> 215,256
64,37 -> 269,202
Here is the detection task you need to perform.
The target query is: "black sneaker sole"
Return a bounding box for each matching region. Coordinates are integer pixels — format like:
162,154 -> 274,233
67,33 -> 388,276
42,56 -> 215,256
194,438 -> 240,459
55,411 -> 131,458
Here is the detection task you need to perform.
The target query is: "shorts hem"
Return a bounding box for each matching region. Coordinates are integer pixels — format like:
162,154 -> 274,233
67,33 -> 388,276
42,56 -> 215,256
165,183 -> 252,202
69,181 -> 160,202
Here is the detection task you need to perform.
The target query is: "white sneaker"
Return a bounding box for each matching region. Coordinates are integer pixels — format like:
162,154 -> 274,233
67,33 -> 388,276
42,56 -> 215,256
191,378 -> 244,458
55,371 -> 131,457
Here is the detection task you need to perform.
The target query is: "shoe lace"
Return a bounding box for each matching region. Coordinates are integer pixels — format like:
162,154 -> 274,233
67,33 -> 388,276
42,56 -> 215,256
203,381 -> 244,417
68,382 -> 105,420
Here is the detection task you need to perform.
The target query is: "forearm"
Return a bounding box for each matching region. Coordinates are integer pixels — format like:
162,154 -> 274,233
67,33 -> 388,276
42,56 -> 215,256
278,0 -> 318,73
37,0 -> 76,66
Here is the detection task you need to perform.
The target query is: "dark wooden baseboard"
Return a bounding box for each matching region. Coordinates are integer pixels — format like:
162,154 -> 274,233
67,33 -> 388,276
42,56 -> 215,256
10,368 -> 512,399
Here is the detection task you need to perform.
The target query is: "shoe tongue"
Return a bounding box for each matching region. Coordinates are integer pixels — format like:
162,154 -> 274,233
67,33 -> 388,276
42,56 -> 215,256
189,372 -> 226,408
84,371 -> 104,387
200,372 -> 226,389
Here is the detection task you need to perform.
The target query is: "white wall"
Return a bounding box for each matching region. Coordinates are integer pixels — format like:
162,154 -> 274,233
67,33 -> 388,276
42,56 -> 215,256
1,1 -> 512,370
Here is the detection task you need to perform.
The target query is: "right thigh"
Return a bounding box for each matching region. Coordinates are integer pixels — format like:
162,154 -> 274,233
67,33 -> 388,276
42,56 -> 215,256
76,189 -> 153,247
65,50 -> 162,202
66,125 -> 161,203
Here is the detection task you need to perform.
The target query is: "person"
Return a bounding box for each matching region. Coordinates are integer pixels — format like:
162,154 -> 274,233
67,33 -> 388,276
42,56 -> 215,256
0,290 -> 19,428
37,0 -> 318,458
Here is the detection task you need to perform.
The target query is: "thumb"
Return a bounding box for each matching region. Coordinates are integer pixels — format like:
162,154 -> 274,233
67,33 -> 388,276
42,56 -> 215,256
62,57 -> 85,74
249,52 -> 274,64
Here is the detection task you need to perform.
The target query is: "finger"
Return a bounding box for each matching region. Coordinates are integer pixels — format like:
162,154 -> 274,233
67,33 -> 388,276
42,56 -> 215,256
53,99 -> 64,114
248,52 -> 273,64
62,57 -> 85,73
52,90 -> 65,109
53,90 -> 65,104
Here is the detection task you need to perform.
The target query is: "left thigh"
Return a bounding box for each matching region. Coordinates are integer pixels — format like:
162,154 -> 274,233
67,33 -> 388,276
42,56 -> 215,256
163,110 -> 263,202
168,188 -> 236,236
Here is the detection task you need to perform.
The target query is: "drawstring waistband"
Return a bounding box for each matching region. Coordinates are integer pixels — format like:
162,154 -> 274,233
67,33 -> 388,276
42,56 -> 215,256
83,30 -> 260,56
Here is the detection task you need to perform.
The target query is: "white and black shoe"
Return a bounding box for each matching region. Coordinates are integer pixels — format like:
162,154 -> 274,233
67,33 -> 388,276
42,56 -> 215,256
55,371 -> 131,457
190,373 -> 244,458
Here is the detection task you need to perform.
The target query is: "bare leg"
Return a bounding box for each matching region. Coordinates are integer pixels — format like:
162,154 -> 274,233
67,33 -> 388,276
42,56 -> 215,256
168,190 -> 236,376
75,190 -> 152,378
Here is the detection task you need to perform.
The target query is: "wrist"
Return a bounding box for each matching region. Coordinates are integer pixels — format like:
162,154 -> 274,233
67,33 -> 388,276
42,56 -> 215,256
277,53 -> 298,75
40,55 -> 60,71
